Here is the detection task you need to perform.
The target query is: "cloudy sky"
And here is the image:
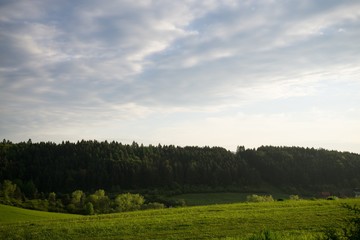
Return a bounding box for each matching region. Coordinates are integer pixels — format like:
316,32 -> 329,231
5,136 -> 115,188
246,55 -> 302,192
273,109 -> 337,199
1,0 -> 360,153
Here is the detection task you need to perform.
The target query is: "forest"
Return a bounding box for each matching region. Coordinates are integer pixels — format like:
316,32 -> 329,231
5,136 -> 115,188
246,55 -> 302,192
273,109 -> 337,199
1,139 -> 359,197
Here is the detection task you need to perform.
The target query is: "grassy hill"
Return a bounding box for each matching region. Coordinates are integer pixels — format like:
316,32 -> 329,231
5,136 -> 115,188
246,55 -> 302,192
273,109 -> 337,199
1,198 -> 359,239
0,204 -> 81,224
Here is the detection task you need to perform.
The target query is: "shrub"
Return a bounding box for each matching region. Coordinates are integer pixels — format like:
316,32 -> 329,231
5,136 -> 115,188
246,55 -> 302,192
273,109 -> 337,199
343,204 -> 360,240
141,202 -> 165,210
88,189 -> 111,214
145,196 -> 186,208
23,199 -> 49,211
1,180 -> 17,200
66,203 -> 76,213
321,228 -> 343,240
174,199 -> 186,207
289,195 -> 301,201
320,204 -> 360,240
246,195 -> 274,203
114,193 -> 145,212
84,202 -> 94,215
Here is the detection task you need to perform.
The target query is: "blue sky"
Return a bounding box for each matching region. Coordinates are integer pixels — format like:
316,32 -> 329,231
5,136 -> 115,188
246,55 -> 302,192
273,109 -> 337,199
1,0 -> 360,153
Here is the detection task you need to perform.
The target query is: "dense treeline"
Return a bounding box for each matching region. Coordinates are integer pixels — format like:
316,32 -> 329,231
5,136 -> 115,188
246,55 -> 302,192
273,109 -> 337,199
0,139 -> 360,195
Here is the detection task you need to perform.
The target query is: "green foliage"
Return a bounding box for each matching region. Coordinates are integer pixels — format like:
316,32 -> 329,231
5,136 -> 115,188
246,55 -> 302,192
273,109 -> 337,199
22,199 -> 49,211
2,140 -> 360,194
114,193 -> 145,212
71,190 -> 86,206
289,195 -> 301,201
22,180 -> 38,199
320,204 -> 360,240
175,198 -> 186,207
321,228 -> 344,240
90,189 -> 111,214
48,192 -> 56,203
148,195 -> 186,207
247,194 -> 274,202
47,192 -> 65,212
69,190 -> 86,213
66,203 -> 76,213
94,189 -> 106,197
343,204 -> 360,240
1,180 -> 17,200
0,182 -> 158,215
141,202 -> 165,210
85,202 -> 95,215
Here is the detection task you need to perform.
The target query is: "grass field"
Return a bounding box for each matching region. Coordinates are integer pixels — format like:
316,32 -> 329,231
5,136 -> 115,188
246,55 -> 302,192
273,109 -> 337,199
0,204 -> 81,224
1,198 -> 359,239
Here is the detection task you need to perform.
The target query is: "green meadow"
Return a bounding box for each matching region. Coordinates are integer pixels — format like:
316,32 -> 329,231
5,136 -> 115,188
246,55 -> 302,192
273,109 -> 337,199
1,198 -> 359,240
0,204 -> 81,224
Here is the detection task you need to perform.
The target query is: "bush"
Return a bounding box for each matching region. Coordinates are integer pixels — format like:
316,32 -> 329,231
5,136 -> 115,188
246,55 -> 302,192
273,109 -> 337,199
88,189 -> 111,214
114,193 -> 144,212
84,202 -> 95,215
23,199 -> 49,211
141,202 -> 165,210
343,204 -> 360,240
320,204 -> 360,240
321,228 -> 343,240
246,195 -> 274,203
1,180 -> 17,200
289,195 -> 301,201
66,203 -> 76,213
174,199 -> 186,207
145,195 -> 186,208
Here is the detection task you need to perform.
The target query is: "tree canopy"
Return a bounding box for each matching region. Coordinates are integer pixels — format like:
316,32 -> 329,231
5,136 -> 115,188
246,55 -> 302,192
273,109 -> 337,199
1,140 -> 359,194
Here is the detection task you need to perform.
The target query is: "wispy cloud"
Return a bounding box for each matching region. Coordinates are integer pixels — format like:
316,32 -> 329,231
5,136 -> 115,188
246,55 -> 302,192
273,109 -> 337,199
1,0 -> 360,152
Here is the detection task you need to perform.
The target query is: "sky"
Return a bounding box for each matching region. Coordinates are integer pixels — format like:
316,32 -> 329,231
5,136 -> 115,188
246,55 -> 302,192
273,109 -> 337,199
1,0 -> 360,153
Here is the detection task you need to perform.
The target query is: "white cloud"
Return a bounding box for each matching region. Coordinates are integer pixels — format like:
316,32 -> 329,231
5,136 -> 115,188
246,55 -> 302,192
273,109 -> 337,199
266,2 -> 360,49
0,0 -> 45,22
1,0 -> 360,152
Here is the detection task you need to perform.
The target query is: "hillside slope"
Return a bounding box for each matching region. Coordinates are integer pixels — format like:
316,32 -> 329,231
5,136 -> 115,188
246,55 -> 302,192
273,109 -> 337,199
1,199 -> 359,239
0,204 -> 80,223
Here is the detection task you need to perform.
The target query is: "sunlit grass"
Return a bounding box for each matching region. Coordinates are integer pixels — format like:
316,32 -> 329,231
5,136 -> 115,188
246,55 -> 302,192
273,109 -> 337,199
1,199 -> 359,239
0,204 -> 81,224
